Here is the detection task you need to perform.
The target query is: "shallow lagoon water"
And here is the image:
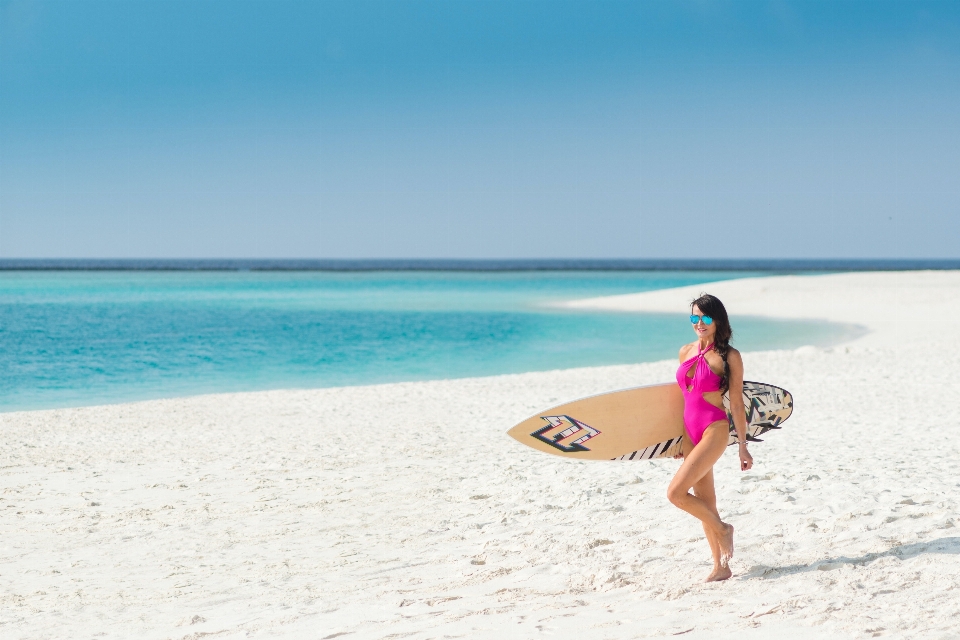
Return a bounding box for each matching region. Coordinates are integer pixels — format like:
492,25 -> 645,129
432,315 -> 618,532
0,271 -> 861,411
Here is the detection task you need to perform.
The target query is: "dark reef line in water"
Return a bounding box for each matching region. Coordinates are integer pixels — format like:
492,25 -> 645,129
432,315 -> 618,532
2,258 -> 959,272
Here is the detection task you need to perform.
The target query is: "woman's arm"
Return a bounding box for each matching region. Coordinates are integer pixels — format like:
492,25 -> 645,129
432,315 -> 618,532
726,349 -> 754,471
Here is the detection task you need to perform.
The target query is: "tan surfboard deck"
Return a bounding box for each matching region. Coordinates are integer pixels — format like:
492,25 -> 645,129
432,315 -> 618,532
507,381 -> 793,461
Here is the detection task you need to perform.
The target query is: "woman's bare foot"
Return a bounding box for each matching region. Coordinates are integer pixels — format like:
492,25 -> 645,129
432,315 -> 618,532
705,564 -> 732,582
716,523 -> 735,565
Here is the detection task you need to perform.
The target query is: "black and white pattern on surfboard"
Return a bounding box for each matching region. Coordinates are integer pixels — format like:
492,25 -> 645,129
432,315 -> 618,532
530,415 -> 601,452
723,381 -> 793,446
612,436 -> 682,461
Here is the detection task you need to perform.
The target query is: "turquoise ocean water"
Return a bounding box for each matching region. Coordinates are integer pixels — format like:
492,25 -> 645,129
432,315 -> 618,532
0,270 -> 861,412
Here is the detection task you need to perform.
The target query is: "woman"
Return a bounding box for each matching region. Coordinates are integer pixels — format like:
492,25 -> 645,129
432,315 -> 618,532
668,293 -> 752,582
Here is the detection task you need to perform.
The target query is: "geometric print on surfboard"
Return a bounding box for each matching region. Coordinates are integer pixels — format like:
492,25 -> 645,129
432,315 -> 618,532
613,380 -> 793,462
611,436 -> 683,461
723,380 -> 793,445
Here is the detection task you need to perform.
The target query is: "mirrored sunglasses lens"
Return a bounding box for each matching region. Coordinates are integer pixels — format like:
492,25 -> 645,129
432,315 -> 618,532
689,315 -> 699,324
702,316 -> 713,325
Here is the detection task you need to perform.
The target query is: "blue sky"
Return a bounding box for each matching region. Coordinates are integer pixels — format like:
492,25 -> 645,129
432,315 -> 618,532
1,0 -> 958,259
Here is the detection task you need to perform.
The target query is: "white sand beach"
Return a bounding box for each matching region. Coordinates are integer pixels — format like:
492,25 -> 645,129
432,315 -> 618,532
3,270 -> 960,639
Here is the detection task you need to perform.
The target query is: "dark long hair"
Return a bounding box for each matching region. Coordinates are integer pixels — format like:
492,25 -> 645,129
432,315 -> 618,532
691,293 -> 733,392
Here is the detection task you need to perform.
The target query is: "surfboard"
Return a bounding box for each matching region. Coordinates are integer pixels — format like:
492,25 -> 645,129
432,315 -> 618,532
506,381 -> 793,461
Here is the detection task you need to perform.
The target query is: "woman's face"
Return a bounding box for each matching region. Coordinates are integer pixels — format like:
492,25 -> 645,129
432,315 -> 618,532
691,304 -> 717,341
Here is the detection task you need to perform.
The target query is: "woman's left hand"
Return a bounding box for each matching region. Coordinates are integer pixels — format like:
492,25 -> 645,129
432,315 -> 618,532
739,443 -> 753,471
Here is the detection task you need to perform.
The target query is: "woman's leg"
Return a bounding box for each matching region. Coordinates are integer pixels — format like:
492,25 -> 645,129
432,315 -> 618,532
666,421 -> 734,562
692,468 -> 720,561
692,468 -> 733,581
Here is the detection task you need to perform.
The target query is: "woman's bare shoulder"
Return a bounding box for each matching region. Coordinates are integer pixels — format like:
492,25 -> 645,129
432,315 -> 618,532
678,342 -> 697,362
725,348 -> 744,372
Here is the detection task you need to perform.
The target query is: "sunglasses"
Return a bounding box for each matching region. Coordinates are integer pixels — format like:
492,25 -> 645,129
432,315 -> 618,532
690,314 -> 714,325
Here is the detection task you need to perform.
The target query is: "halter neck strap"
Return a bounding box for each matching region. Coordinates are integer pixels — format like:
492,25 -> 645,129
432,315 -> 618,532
698,342 -> 714,356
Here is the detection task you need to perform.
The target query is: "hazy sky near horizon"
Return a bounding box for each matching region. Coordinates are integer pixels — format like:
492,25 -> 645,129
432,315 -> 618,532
2,0 -> 959,259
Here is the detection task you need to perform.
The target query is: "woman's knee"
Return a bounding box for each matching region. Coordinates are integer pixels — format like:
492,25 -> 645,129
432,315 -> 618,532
666,484 -> 688,506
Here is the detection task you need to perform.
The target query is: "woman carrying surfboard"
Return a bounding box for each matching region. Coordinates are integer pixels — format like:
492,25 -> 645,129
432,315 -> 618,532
668,293 -> 752,582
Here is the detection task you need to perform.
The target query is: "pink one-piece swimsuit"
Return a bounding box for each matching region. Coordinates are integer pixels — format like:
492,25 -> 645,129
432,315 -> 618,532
676,343 -> 728,446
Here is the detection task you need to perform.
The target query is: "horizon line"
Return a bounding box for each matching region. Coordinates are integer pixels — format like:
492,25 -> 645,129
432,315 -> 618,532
2,258 -> 960,272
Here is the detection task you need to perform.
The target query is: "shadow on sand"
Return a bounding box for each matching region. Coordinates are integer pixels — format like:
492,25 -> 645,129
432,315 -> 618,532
744,536 -> 960,580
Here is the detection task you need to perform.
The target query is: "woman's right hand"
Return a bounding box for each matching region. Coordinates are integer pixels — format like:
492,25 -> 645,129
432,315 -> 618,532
739,443 -> 753,471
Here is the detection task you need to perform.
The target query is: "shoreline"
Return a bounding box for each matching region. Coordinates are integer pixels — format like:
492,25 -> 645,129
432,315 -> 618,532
563,269 -> 951,328
2,268 -> 811,415
0,273 -> 851,414
3,271 -> 867,416
3,270 -> 960,638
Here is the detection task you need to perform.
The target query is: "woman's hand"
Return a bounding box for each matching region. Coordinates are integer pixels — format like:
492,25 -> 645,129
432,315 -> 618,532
739,443 -> 753,471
